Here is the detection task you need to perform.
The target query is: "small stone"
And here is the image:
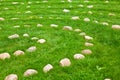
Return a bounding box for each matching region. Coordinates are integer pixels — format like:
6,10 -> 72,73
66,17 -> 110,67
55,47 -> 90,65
13,25 -> 20,28
84,18 -> 90,22
50,24 -> 58,28
71,16 -> 79,20
23,69 -> 38,77
43,64 -> 53,73
11,18 -> 19,20
63,26 -> 73,30
74,54 -> 85,59
0,53 -> 10,60
60,58 -> 71,67
68,0 -> 72,3
63,9 -> 70,13
85,42 -> 94,46
104,78 -> 111,80
0,17 -> 5,21
108,13 -> 115,16
37,39 -> 46,44
74,29 -> 81,32
23,33 -> 29,37
5,74 -> 18,80
112,25 -> 120,30
78,4 -> 84,7
85,36 -> 93,40
102,22 -> 109,26
8,34 -> 19,39
12,2 -> 18,5
37,24 -> 43,27
81,49 -> 92,54
87,5 -> 94,8
31,37 -> 39,40
79,32 -> 86,36
88,11 -> 93,14
13,50 -> 24,56
25,11 -> 32,14
27,46 -> 36,52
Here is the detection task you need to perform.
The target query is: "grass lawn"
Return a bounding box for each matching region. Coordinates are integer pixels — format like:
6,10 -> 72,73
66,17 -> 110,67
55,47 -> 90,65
0,0 -> 120,80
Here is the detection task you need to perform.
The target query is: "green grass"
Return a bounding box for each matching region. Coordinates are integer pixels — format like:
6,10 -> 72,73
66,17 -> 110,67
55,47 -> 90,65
0,0 -> 120,80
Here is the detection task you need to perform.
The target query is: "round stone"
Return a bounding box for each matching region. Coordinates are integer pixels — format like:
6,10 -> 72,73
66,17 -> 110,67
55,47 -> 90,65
81,49 -> 92,55
5,74 -> 18,80
23,33 -> 29,37
26,46 -> 36,52
23,69 -> 38,77
74,54 -> 85,59
0,53 -> 10,60
43,64 -> 53,73
60,58 -> 71,67
63,26 -> 73,31
37,39 -> 46,44
13,50 -> 24,56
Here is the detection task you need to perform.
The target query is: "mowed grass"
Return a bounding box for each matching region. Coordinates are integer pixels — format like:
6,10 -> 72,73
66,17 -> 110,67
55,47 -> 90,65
0,0 -> 120,80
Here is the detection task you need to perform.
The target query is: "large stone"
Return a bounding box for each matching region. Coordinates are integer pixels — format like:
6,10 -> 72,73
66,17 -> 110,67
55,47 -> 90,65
5,74 -> 18,80
13,50 -> 24,56
85,36 -> 93,40
43,64 -> 53,73
63,9 -> 70,13
60,58 -> 71,67
0,17 -> 5,21
85,42 -> 94,47
8,34 -> 19,39
81,49 -> 92,55
0,53 -> 10,60
84,18 -> 90,22
23,69 -> 38,77
37,39 -> 46,44
71,16 -> 79,20
112,25 -> 120,30
74,54 -> 85,59
26,46 -> 36,52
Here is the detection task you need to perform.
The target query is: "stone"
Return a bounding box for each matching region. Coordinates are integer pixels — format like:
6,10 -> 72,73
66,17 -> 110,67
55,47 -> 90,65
5,74 -> 18,80
8,34 -> 19,39
43,64 -> 53,73
74,29 -> 81,32
81,49 -> 92,54
68,0 -> 72,3
37,24 -> 43,27
108,13 -> 115,16
71,16 -> 79,20
24,69 -> 38,77
50,24 -> 58,28
63,9 -> 70,13
104,78 -> 111,80
102,22 -> 109,26
31,37 -> 39,40
79,32 -> 86,36
85,42 -> 94,46
13,50 -> 24,56
0,17 -> 5,21
37,39 -> 46,44
78,4 -> 84,7
84,18 -> 90,22
13,25 -> 20,28
74,54 -> 85,59
27,46 -> 36,52
112,25 -> 120,29
63,26 -> 73,30
87,5 -> 94,8
23,33 -> 29,37
85,36 -> 93,40
0,53 -> 10,60
60,58 -> 71,67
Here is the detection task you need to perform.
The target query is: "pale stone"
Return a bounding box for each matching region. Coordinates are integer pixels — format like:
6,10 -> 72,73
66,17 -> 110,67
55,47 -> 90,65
88,11 -> 93,14
43,64 -> 53,73
23,33 -> 29,37
37,39 -> 46,44
104,78 -> 111,80
74,54 -> 85,59
108,13 -> 115,16
84,18 -> 90,22
87,5 -> 93,8
0,17 -> 5,21
93,20 -> 99,23
63,9 -> 70,13
0,53 -> 10,60
84,0 -> 89,3
50,24 -> 58,28
63,26 -> 73,30
79,32 -> 86,36
31,37 -> 39,40
78,4 -> 84,7
74,29 -> 81,32
27,46 -> 36,52
102,22 -> 109,26
5,74 -> 18,80
68,0 -> 72,3
25,11 -> 32,14
12,2 -> 18,5
26,6 -> 31,8
11,18 -> 19,20
13,50 -> 24,56
8,34 -> 19,39
85,36 -> 93,40
85,42 -> 94,46
13,25 -> 20,28
37,24 -> 43,27
60,58 -> 71,67
112,25 -> 120,29
81,49 -> 92,54
71,16 -> 79,20
24,69 -> 38,77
